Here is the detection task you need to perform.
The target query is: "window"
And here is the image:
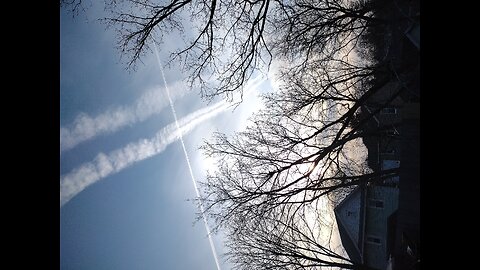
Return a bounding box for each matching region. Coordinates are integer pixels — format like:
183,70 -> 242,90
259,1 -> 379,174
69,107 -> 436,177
385,128 -> 399,136
368,199 -> 384,208
380,149 -> 396,155
366,235 -> 382,245
381,107 -> 397,114
382,160 -> 400,170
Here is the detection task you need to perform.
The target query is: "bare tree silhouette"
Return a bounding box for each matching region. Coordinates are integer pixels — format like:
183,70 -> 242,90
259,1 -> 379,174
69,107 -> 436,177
62,0 -> 388,101
223,201 -> 378,269
199,56 -> 409,230
60,2 -> 418,269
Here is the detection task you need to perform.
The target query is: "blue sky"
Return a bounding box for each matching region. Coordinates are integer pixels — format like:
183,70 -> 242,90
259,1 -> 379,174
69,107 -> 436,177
60,4 -> 271,270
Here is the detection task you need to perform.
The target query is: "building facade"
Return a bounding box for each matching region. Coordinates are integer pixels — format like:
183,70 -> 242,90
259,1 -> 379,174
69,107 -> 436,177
335,185 -> 399,270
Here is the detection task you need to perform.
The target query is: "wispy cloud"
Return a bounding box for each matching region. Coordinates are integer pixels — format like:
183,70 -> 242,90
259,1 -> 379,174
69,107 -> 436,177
60,76 -> 265,207
60,82 -> 187,153
61,101 -> 223,207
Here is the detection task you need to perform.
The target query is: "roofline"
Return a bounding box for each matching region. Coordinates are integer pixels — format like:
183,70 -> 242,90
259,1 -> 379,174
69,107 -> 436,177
334,186 -> 362,212
334,185 -> 367,263
334,211 -> 363,263
362,105 -> 380,126
360,184 -> 367,262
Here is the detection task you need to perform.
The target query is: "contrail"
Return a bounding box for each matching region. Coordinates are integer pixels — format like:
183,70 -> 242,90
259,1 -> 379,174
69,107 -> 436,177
152,42 -> 223,270
60,81 -> 188,153
60,101 -> 227,206
59,74 -> 265,208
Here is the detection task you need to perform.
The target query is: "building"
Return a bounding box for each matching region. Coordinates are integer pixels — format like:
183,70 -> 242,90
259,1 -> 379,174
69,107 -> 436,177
335,184 -> 399,270
336,71 -> 419,270
404,22 -> 420,50
334,0 -> 420,267
361,79 -> 404,179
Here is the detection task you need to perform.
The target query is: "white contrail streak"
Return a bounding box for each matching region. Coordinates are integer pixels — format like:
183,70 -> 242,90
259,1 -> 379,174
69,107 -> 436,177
59,75 -> 265,208
60,100 -> 229,206
60,57 -> 265,203
152,42 -> 223,270
60,81 -> 187,153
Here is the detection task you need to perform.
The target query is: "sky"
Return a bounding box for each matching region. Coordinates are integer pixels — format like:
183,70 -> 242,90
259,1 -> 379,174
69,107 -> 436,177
60,4 -> 271,270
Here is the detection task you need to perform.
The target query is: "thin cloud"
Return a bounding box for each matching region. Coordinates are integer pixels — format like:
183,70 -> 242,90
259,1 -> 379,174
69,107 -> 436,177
154,42 -> 223,269
60,81 -> 187,153
60,73 -> 265,207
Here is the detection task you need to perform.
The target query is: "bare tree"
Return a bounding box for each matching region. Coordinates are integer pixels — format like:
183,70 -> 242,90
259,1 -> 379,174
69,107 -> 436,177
61,0 -> 389,101
199,57 -> 409,230
269,0 -> 387,71
60,0 -> 94,17
223,202 -> 376,269
61,1 -> 415,268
